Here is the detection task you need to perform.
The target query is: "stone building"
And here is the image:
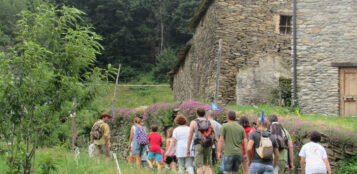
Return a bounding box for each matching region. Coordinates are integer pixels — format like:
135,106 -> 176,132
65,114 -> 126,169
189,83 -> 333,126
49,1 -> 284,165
168,0 -> 293,105
296,0 -> 357,116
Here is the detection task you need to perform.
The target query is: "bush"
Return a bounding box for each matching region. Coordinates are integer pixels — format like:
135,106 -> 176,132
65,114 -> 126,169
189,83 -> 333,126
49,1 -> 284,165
334,153 -> 357,173
152,48 -> 177,83
111,101 -> 233,159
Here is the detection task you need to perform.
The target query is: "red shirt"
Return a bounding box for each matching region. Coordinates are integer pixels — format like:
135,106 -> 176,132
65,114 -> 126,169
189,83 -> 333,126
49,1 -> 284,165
242,127 -> 255,156
148,132 -> 162,153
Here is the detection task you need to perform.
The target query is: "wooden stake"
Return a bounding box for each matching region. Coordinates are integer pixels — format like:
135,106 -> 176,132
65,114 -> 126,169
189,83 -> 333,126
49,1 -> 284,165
112,65 -> 121,118
71,98 -> 77,150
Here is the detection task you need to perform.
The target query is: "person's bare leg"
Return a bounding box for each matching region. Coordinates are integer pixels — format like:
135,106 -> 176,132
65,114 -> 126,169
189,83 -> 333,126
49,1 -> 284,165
210,166 -> 215,174
171,162 -> 177,173
242,158 -> 249,174
135,155 -> 141,168
147,159 -> 153,169
204,166 -> 213,174
197,167 -> 204,174
157,163 -> 162,173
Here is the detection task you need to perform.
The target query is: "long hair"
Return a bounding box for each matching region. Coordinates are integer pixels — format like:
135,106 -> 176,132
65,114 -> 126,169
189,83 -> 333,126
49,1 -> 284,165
166,127 -> 174,138
239,116 -> 250,128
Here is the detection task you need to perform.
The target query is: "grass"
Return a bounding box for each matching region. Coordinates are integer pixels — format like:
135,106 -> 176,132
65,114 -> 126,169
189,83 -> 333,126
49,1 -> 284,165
0,147 -> 151,174
229,105 -> 357,132
97,85 -> 174,109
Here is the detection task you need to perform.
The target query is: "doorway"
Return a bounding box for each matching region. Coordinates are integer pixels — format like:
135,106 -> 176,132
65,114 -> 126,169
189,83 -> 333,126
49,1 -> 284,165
340,68 -> 357,116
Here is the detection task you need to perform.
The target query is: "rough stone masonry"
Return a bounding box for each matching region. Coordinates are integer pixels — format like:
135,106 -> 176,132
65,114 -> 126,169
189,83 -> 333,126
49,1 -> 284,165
169,0 -> 292,105
296,0 -> 357,116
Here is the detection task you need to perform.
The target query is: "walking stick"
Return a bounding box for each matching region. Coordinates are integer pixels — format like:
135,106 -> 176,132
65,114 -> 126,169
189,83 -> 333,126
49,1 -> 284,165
113,153 -> 122,174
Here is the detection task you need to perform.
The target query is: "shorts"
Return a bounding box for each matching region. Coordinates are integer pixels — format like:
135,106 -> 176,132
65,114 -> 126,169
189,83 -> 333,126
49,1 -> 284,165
165,156 -> 177,164
148,152 -> 162,162
224,155 -> 243,172
93,144 -> 110,158
194,144 -> 212,168
212,148 -> 217,165
132,144 -> 146,156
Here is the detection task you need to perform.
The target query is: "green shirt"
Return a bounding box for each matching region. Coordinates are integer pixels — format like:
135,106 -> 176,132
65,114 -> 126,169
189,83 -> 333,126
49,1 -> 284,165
220,122 -> 246,156
275,128 -> 292,162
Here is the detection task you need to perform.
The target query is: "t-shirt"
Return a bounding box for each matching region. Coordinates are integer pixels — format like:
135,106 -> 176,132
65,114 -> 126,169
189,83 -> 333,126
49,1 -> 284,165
148,132 -> 162,153
249,130 -> 279,165
243,127 -> 255,155
210,119 -> 222,149
299,142 -> 328,174
220,122 -> 246,156
173,126 -> 194,157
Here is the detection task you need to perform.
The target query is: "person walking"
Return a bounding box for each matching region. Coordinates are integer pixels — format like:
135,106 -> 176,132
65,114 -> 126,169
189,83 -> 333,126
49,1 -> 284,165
299,131 -> 331,174
129,117 -> 148,168
239,116 -> 256,174
267,115 -> 294,174
90,112 -> 112,162
187,108 -> 217,174
166,115 -> 194,174
164,127 -> 177,173
217,111 -> 248,174
247,114 -> 279,174
147,125 -> 163,172
207,110 -> 222,173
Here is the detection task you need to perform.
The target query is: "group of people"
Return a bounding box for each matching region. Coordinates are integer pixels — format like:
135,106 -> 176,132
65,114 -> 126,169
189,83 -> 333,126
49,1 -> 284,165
90,109 -> 332,174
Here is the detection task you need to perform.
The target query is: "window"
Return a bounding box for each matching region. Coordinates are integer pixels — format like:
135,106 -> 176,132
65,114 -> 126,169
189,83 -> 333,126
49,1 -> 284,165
279,15 -> 292,34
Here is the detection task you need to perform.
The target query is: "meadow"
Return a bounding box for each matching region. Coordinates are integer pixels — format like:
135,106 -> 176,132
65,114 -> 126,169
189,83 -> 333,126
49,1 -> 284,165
1,85 -> 356,173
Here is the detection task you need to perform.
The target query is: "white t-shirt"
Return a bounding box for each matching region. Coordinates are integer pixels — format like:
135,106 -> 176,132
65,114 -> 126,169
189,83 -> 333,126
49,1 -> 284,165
173,126 -> 194,158
299,142 -> 328,174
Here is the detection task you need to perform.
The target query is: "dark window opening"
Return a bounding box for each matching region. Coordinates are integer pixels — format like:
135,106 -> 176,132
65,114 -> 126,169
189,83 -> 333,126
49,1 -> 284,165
280,15 -> 292,35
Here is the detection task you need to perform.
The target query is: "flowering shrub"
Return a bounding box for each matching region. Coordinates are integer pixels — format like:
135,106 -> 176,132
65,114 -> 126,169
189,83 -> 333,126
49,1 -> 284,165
110,101 -> 357,165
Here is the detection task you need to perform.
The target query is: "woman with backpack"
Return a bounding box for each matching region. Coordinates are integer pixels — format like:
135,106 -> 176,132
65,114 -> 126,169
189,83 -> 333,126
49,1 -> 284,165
164,127 -> 177,173
239,116 -> 256,174
165,115 -> 194,174
129,117 -> 148,168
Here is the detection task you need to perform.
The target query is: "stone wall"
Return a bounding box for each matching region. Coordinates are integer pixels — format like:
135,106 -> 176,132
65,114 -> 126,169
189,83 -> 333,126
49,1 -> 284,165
215,0 -> 292,105
172,0 -> 292,105
296,0 -> 357,115
172,3 -> 218,103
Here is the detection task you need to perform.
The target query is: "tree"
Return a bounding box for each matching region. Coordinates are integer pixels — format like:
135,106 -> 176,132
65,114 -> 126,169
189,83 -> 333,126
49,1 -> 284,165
0,4 -> 109,173
52,0 -> 201,82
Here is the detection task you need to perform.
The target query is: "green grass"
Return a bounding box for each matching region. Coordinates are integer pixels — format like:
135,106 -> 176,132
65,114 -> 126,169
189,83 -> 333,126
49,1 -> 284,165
97,85 -> 174,109
229,105 -> 357,132
0,147 -> 153,174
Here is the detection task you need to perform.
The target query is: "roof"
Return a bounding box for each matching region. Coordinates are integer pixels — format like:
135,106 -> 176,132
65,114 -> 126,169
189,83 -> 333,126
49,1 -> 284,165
167,41 -> 193,88
168,0 -> 215,87
188,0 -> 215,29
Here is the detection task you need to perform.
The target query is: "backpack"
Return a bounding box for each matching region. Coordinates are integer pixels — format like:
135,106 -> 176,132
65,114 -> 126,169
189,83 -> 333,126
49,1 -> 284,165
91,121 -> 103,140
270,122 -> 288,150
194,119 -> 215,147
256,131 -> 273,160
135,126 -> 148,145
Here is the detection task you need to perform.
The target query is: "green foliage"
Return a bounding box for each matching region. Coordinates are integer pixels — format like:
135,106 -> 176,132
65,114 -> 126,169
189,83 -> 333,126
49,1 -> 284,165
334,153 -> 357,174
0,3 -> 111,173
152,48 -> 177,83
53,0 -> 201,81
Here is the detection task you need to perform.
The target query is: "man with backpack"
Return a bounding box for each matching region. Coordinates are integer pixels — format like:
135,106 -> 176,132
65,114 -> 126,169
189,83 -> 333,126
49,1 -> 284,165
187,108 -> 217,174
90,112 -> 112,161
217,111 -> 248,174
247,113 -> 279,174
268,115 -> 294,174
